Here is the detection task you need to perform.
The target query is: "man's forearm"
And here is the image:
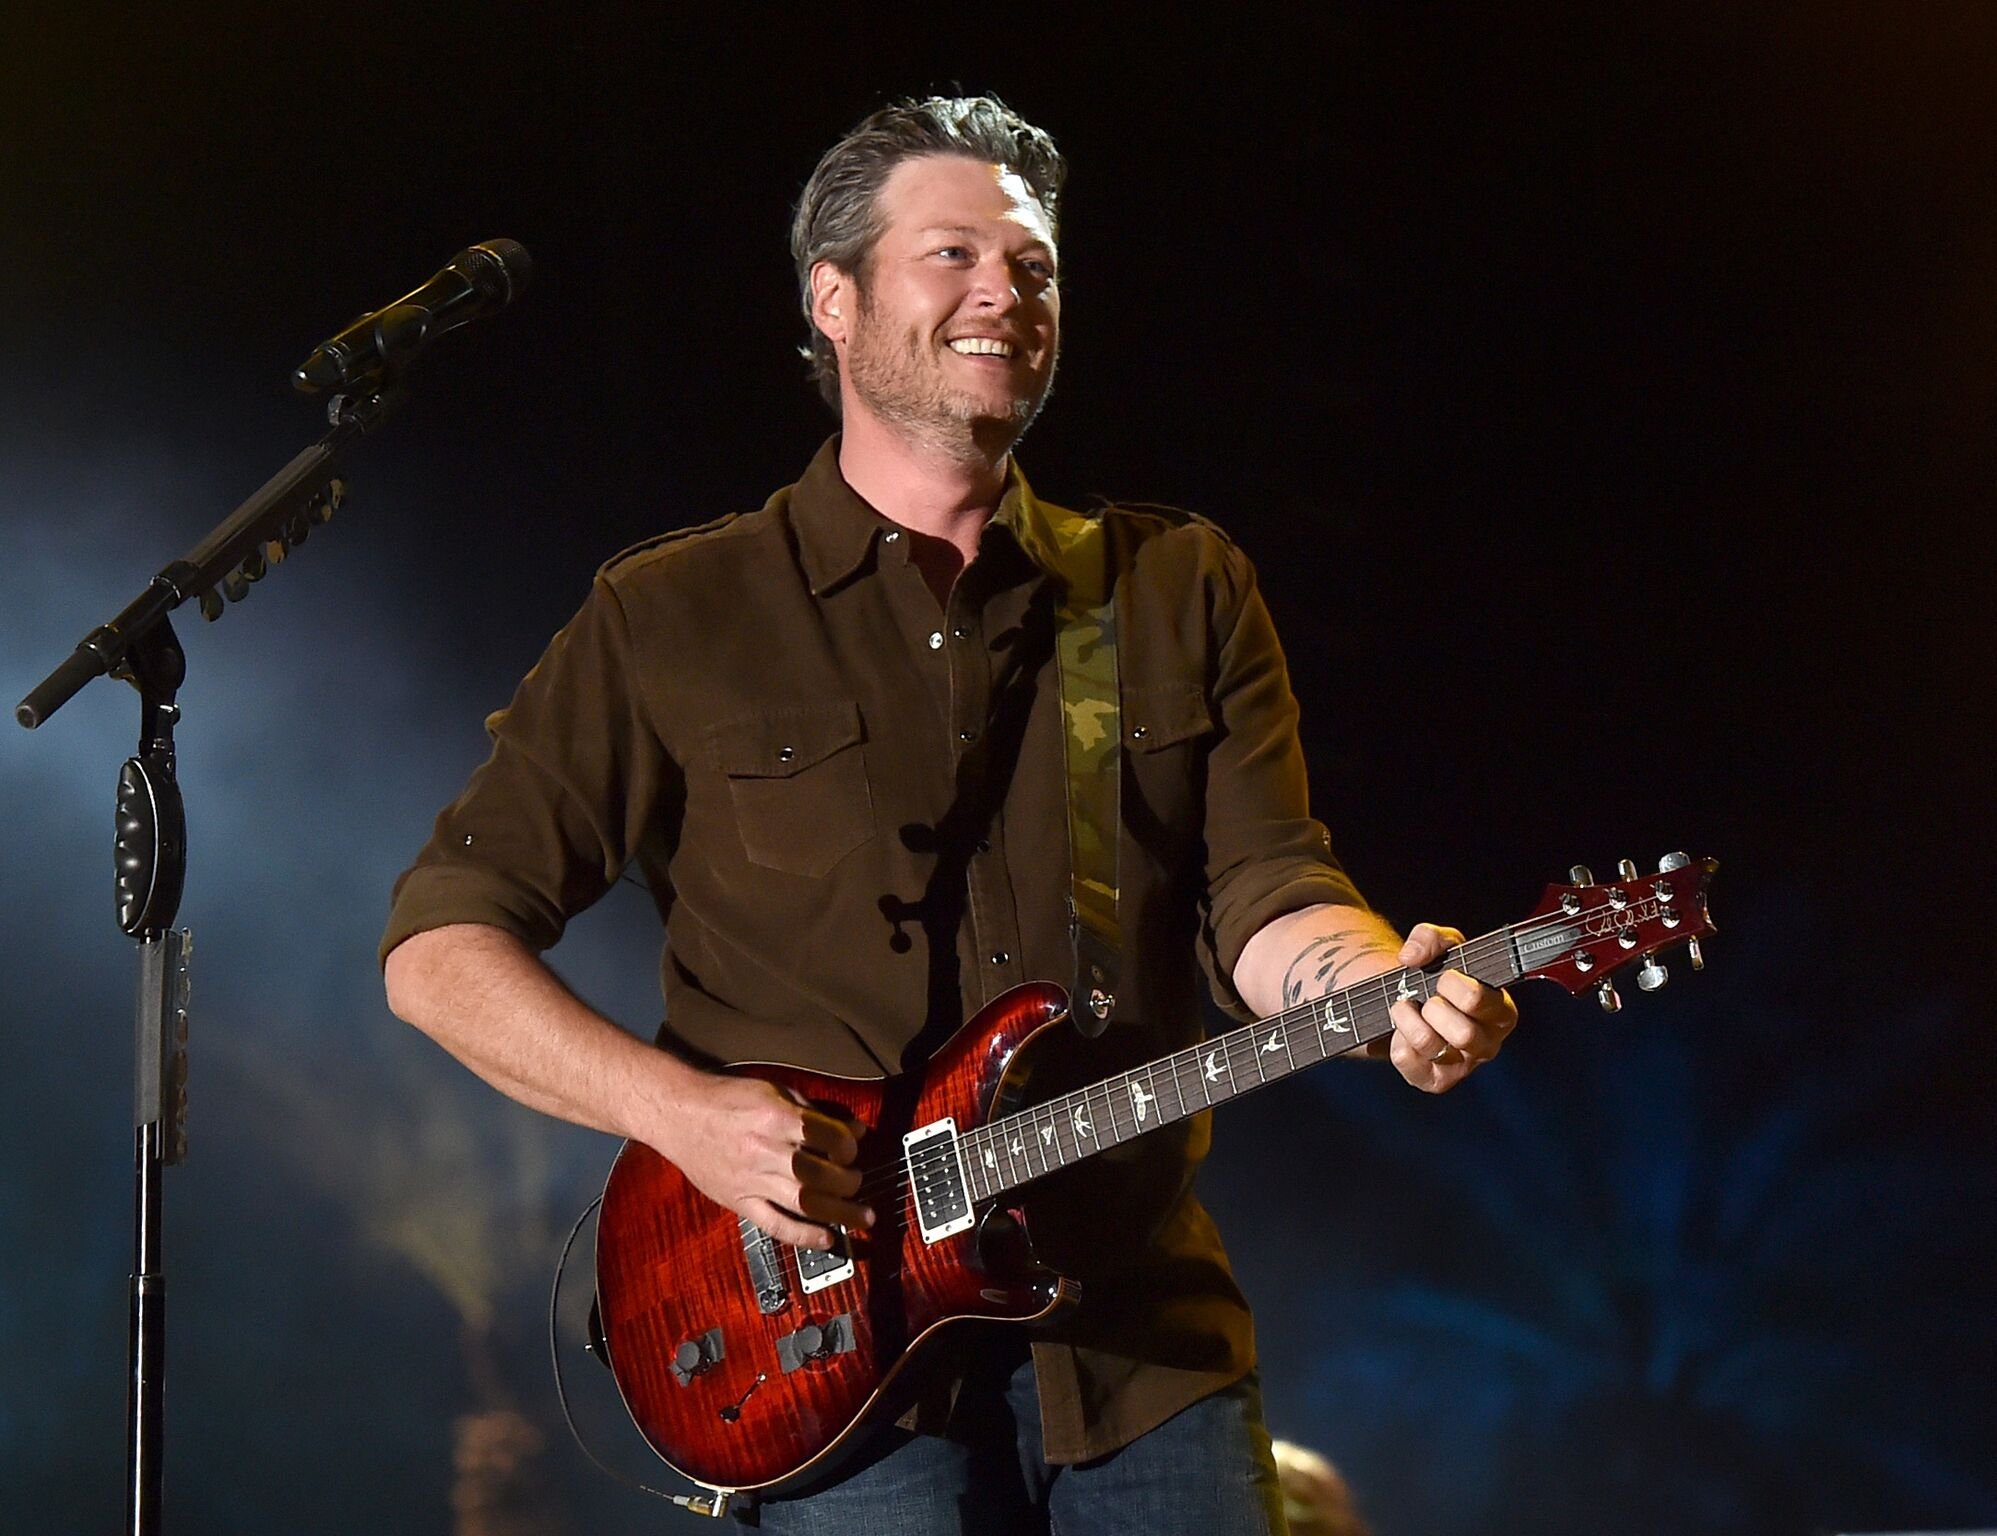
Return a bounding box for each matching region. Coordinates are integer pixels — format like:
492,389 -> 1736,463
383,922 -> 701,1144
1231,902 -> 1404,1020
386,923 -> 877,1247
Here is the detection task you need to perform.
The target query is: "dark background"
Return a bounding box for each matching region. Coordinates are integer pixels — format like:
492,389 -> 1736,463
3,5 -> 1991,1533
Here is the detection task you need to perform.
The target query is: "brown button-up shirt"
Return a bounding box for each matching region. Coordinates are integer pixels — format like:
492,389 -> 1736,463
381,438 -> 1364,1463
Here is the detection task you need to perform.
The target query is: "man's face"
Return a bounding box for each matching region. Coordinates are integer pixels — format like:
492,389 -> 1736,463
822,153 -> 1060,456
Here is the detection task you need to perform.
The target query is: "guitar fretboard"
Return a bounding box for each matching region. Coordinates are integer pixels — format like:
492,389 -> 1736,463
955,931 -> 1523,1203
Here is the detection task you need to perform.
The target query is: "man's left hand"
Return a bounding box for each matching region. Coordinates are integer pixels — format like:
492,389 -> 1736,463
1378,922 -> 1518,1092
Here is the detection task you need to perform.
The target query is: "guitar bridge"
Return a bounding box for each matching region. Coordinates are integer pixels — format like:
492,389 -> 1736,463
903,1119 -> 974,1244
740,1222 -> 790,1315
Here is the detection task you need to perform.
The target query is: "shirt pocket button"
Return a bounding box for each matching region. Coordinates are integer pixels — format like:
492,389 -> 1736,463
704,702 -> 874,877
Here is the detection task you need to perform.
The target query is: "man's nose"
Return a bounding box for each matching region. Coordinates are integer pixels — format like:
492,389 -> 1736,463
967,255 -> 1023,310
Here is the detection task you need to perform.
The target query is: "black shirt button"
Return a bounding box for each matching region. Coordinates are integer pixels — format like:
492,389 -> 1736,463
976,838 -> 992,854
990,951 -> 1009,966
959,728 -> 979,743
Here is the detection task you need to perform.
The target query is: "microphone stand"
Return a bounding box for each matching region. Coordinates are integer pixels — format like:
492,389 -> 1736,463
17,380 -> 405,1536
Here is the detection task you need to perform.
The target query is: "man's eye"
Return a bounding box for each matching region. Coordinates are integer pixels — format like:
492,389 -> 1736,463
935,246 -> 969,261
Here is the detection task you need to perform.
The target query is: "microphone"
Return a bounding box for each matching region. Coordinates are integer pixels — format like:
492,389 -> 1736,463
292,239 -> 532,393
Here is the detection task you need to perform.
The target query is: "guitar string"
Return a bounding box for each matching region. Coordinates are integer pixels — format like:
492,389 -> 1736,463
735,888 -> 1697,1289
815,889 -> 1681,1214
855,904 -> 1550,1205
842,894 -> 1643,1212
742,942 -> 1461,1278
853,961 -> 1511,1219
797,978 -> 1515,1268
820,883 -> 1696,1237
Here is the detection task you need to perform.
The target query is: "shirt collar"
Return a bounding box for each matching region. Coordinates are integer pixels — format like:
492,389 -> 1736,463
790,435 -> 1074,595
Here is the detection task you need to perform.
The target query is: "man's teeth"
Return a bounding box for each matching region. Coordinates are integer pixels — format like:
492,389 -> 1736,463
948,338 -> 1015,356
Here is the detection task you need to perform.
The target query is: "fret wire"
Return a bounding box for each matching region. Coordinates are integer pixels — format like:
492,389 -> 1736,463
963,1132 -> 986,1204
1159,1050 -> 1179,1116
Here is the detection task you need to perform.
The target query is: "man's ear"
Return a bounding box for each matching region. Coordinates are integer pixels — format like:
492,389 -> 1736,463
809,261 -> 850,343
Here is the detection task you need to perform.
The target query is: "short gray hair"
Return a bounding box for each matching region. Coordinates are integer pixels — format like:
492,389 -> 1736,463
789,95 -> 1065,410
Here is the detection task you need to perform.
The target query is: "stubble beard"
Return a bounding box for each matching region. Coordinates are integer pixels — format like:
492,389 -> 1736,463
843,286 -> 1057,466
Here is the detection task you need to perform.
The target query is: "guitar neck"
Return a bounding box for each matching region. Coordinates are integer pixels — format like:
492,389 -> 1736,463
957,927 -> 1525,1204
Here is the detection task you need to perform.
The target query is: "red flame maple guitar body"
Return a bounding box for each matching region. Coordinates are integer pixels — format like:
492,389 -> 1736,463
595,980 -> 1077,1495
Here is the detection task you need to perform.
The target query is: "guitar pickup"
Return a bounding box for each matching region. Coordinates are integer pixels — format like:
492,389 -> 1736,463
776,1314 -> 856,1374
795,1227 -> 855,1295
903,1118 -> 974,1244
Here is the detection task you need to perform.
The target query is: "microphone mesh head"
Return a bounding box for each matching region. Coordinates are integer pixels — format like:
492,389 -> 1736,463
464,239 -> 533,303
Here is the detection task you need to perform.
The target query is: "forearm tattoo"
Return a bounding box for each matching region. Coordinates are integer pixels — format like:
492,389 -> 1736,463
1281,930 -> 1378,1007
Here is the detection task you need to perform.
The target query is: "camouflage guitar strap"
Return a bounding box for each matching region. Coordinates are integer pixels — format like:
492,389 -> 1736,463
1014,491 -> 1123,1038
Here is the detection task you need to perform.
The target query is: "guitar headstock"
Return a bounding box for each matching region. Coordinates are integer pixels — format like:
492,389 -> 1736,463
1511,853 -> 1718,1012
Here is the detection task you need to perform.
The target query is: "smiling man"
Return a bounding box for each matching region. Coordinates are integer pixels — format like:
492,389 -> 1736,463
381,96 -> 1515,1533
829,154 -> 1060,459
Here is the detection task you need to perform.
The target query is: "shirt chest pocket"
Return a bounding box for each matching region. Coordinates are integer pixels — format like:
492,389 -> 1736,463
702,701 -> 875,878
1124,681 -> 1215,754
1121,680 -> 1216,846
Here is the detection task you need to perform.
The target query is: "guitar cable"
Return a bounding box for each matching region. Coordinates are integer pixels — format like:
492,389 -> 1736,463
547,1195 -> 741,1520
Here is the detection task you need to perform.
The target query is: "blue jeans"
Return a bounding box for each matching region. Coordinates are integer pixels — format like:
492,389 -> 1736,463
738,1336 -> 1287,1534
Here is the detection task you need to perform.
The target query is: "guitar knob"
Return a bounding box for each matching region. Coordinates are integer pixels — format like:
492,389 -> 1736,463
1686,938 -> 1706,971
674,1339 -> 706,1374
1596,979 -> 1622,1014
1638,957 -> 1668,992
1617,858 -> 1638,880
796,1324 -> 824,1358
1569,864 -> 1593,885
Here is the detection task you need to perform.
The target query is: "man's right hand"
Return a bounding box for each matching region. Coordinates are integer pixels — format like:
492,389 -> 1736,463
654,1073 -> 873,1251
383,925 -> 875,1253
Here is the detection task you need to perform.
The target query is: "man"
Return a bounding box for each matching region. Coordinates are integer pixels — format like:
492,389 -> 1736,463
382,96 -> 1515,1532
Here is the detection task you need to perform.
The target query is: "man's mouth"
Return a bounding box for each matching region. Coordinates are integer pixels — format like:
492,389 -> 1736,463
946,336 -> 1018,359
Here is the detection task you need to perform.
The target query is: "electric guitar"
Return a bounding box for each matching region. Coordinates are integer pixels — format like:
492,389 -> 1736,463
594,854 -> 1718,1503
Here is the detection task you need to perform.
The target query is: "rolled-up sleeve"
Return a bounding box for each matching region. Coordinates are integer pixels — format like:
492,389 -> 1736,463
1196,539 -> 1366,1020
379,574 -> 673,966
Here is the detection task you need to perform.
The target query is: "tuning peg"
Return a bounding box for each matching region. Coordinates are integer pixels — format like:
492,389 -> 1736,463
1596,978 -> 1622,1013
1658,851 -> 1690,873
1617,858 -> 1638,880
1638,956 -> 1668,992
1569,864 -> 1593,885
1686,938 -> 1705,971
